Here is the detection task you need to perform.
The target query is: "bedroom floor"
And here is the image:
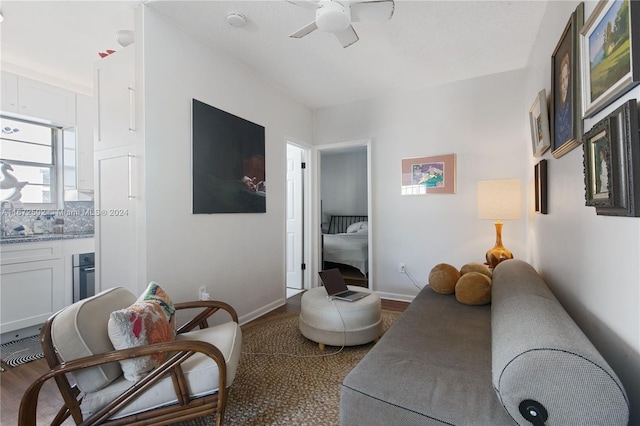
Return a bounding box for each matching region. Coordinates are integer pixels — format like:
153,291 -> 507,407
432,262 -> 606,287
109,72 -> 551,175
323,262 -> 368,288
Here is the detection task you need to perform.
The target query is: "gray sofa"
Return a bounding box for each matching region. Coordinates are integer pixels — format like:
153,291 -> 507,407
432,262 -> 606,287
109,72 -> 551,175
340,259 -> 629,425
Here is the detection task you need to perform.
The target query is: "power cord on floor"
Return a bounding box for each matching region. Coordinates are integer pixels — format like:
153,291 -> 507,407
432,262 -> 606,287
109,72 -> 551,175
243,298 -> 347,359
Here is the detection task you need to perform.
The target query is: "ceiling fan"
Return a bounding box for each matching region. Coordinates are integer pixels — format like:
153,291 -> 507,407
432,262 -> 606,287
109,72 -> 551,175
288,0 -> 395,48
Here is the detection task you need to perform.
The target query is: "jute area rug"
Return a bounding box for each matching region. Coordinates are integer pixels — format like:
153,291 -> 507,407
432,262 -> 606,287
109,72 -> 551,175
174,310 -> 399,426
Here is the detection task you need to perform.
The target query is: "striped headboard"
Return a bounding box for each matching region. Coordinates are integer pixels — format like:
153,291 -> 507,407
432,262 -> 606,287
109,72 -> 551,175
327,215 -> 368,234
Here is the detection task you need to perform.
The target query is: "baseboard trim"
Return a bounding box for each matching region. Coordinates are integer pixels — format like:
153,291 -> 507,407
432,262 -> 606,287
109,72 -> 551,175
377,291 -> 415,303
239,299 -> 285,326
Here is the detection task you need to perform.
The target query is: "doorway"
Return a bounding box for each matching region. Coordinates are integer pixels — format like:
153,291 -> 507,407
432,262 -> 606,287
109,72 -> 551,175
286,142 -> 310,297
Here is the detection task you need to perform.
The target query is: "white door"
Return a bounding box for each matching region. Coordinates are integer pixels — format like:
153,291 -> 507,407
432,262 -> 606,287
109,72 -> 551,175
286,144 -> 304,289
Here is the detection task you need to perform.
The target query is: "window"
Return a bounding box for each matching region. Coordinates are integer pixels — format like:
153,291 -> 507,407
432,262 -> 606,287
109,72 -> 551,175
1,116 -> 61,206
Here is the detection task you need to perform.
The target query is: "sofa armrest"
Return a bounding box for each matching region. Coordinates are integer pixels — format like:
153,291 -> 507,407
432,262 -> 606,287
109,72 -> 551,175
174,300 -> 239,333
491,260 -> 629,425
19,340 -> 228,426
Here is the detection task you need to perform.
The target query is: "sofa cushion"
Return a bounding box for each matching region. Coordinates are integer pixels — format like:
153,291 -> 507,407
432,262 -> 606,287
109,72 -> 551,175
491,260 -> 629,425
455,271 -> 491,305
81,321 -> 242,420
341,286 -> 514,425
51,287 -> 137,393
460,262 -> 492,278
428,263 -> 459,294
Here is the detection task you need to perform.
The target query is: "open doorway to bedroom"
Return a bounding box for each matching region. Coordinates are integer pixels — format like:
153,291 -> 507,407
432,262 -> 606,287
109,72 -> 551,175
317,140 -> 371,289
286,141 -> 311,298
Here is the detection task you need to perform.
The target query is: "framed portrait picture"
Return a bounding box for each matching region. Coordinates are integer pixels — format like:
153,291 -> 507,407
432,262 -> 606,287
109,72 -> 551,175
583,99 -> 640,216
580,0 -> 640,118
529,89 -> 551,157
534,159 -> 548,214
550,2 -> 584,159
401,154 -> 456,195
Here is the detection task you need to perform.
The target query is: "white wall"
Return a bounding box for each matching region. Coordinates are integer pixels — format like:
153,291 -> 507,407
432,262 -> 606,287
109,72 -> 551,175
314,69 -> 529,300
524,1 -> 640,422
321,149 -> 368,218
140,7 -> 313,323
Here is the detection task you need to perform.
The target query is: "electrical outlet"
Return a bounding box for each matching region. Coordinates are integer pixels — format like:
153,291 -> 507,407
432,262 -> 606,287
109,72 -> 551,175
198,285 -> 207,300
399,263 -> 406,273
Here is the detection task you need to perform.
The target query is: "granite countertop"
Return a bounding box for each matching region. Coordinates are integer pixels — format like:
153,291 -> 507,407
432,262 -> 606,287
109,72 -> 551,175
0,232 -> 95,245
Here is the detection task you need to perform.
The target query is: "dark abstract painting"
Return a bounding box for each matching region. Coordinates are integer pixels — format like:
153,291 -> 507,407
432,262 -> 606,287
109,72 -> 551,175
192,99 -> 266,213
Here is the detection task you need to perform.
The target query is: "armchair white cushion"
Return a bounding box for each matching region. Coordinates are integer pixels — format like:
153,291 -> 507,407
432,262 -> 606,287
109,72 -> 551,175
81,320 -> 242,419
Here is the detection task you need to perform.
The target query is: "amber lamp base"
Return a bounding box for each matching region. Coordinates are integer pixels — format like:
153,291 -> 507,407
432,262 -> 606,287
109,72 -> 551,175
485,221 -> 513,269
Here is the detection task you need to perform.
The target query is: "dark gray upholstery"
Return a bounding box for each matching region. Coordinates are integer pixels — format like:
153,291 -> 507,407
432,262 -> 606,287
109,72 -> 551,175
491,259 -> 629,425
340,259 -> 629,426
341,285 -> 514,425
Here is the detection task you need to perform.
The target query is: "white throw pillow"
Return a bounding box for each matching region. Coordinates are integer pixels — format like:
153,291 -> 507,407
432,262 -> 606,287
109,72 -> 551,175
346,221 -> 368,233
107,282 -> 176,382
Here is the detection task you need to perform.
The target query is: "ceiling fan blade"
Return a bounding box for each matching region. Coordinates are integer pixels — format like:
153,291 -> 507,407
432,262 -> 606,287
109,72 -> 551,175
290,20 -> 319,38
351,0 -> 395,22
286,0 -> 320,10
334,25 -> 359,48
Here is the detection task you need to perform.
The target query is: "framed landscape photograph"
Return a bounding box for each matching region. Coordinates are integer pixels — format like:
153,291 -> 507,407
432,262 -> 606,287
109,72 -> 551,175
401,154 -> 456,195
534,159 -> 548,214
580,0 -> 639,118
529,89 -> 551,157
550,3 -> 584,159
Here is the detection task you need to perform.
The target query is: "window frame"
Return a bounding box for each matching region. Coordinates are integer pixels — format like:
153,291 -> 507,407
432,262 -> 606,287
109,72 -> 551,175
1,115 -> 64,209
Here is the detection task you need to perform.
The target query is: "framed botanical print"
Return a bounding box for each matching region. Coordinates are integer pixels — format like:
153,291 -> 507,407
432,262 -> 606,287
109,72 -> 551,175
401,154 -> 456,195
580,0 -> 640,118
529,90 -> 551,157
550,3 -> 584,159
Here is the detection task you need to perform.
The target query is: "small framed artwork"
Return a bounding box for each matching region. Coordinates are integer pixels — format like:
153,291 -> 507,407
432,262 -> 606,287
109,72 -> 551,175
401,154 -> 456,195
529,89 -> 551,157
550,2 -> 584,159
534,159 -> 548,214
584,99 -> 640,216
583,114 -> 614,208
580,0 -> 639,118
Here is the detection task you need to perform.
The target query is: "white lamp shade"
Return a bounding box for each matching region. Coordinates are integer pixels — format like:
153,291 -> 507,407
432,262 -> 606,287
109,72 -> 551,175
478,179 -> 521,220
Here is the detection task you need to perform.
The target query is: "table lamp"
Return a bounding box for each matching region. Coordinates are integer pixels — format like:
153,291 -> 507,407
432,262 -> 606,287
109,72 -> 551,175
477,179 -> 521,268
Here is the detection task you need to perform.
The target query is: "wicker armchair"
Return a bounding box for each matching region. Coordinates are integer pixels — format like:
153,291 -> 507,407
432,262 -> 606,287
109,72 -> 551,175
18,287 -> 242,426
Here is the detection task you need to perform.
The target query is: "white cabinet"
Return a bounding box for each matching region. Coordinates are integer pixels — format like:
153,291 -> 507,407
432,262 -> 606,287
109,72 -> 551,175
0,241 -> 65,334
95,148 -> 138,295
94,45 -> 136,152
0,71 -> 76,126
76,94 -> 95,190
94,43 -> 144,297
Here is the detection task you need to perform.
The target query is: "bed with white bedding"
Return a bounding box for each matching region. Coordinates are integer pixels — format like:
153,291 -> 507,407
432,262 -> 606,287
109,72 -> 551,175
322,216 -> 368,276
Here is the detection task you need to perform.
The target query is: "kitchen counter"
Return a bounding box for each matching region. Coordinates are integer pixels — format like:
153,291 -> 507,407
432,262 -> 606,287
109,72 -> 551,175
0,232 -> 94,244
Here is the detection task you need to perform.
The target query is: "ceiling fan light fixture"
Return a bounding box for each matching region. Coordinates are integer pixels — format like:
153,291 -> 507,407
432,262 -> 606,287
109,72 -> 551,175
316,2 -> 350,33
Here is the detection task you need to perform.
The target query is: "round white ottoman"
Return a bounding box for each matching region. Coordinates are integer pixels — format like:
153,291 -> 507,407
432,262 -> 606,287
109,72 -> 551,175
299,286 -> 382,350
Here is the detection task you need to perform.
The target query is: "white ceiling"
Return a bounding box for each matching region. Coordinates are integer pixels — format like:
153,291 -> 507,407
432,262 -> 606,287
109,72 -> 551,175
0,0 -> 548,109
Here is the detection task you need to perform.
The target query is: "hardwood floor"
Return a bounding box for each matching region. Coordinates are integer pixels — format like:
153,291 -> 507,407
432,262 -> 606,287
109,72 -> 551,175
1,292 -> 408,425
